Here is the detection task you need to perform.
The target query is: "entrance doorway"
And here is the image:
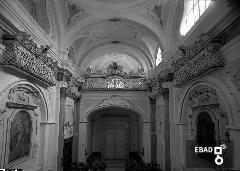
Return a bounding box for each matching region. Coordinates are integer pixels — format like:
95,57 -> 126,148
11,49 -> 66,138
89,108 -> 140,163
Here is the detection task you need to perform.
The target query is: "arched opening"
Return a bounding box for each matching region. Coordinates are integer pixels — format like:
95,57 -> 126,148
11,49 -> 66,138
0,81 -> 48,170
88,107 -> 141,158
85,106 -> 145,167
196,111 -> 216,163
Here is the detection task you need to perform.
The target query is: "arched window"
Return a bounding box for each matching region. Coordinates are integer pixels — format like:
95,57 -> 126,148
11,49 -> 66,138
8,111 -> 32,163
156,47 -> 162,66
196,111 -> 216,163
180,0 -> 212,35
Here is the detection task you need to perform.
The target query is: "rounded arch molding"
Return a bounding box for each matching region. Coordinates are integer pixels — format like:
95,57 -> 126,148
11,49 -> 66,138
178,78 -> 237,127
80,95 -> 148,122
0,80 -> 49,122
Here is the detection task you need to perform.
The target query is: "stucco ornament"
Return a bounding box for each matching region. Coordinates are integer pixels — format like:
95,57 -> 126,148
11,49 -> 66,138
0,32 -> 57,86
172,34 -> 224,87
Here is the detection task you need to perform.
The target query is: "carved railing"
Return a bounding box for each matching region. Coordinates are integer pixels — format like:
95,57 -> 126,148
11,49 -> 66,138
172,34 -> 224,87
0,32 -> 57,86
82,75 -> 148,91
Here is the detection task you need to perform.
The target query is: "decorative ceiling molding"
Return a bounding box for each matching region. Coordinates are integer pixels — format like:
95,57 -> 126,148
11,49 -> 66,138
65,0 -> 87,26
146,0 -> 163,24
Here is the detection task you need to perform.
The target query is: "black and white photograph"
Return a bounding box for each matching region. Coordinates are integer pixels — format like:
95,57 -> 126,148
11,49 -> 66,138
0,0 -> 240,170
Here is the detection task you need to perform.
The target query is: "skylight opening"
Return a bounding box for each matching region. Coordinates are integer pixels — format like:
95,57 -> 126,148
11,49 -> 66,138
180,0 -> 212,36
156,47 -> 162,66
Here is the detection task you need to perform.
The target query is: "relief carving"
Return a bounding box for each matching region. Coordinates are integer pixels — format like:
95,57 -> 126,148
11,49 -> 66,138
82,62 -> 147,91
149,69 -> 172,98
172,34 -> 224,87
1,32 -> 57,86
188,85 -> 219,107
6,85 -> 39,110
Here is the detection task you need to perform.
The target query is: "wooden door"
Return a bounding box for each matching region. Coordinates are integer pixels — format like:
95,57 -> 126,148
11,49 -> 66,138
103,121 -> 129,160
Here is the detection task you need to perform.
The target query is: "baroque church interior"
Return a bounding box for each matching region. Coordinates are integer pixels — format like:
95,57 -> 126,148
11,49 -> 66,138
0,0 -> 240,170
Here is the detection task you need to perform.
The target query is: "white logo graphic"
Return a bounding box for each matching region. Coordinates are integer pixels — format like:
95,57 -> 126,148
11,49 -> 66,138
195,142 -> 227,166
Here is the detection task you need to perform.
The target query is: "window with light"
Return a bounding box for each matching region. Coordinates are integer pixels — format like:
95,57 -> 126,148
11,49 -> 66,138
156,47 -> 162,66
180,0 -> 212,36
107,77 -> 125,89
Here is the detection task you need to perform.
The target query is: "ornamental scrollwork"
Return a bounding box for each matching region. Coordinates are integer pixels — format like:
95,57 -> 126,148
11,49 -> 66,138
1,33 -> 57,86
65,76 -> 82,99
188,85 -> 219,107
16,32 -> 58,70
82,62 -> 147,91
172,34 -> 224,87
83,62 -> 145,78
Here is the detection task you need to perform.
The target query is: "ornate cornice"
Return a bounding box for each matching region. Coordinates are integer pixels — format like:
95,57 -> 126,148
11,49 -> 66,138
149,69 -> 172,99
65,76 -> 82,99
1,33 -> 57,86
171,34 -> 224,87
83,62 -> 145,78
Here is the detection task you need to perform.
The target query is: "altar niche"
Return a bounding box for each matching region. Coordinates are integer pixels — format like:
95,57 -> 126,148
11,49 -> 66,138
181,84 -> 230,168
0,83 -> 46,170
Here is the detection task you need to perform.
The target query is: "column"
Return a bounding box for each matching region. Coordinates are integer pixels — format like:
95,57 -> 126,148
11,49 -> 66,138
57,87 -> 66,171
150,98 -> 157,163
78,121 -> 88,162
142,121 -> 151,162
72,97 -> 80,163
163,93 -> 171,171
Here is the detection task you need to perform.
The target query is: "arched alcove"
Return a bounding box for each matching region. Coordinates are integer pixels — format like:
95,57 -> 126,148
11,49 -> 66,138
179,82 -> 230,168
0,80 -> 48,170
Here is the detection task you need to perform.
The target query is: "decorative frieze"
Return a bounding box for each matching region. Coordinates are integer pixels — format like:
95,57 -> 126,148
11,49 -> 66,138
82,75 -> 147,91
82,62 -> 147,91
172,34 -> 224,87
84,62 -> 145,78
1,32 -> 57,86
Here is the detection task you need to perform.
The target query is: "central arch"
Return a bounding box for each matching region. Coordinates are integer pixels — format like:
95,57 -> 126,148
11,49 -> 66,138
78,95 -> 151,163
80,95 -> 148,122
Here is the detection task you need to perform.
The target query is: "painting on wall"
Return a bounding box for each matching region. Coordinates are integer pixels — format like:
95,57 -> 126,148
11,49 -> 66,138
8,110 -> 32,163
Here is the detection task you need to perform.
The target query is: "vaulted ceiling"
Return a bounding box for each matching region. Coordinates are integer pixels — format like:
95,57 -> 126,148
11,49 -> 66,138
51,0 -> 183,76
